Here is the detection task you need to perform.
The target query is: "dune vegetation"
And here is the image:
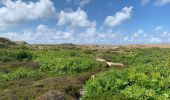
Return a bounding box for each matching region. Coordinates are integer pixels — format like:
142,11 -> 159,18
0,40 -> 170,99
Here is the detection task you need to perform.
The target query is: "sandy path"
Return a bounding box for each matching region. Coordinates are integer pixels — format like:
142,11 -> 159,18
96,57 -> 124,67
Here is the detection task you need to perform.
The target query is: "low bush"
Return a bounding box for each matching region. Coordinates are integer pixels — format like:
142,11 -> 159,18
35,50 -> 107,75
0,50 -> 33,62
14,51 -> 32,61
39,57 -> 106,75
0,68 -> 40,81
83,65 -> 170,99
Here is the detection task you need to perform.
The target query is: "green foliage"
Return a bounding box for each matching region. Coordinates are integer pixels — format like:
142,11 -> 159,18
0,68 -> 40,82
83,66 -> 170,99
35,50 -> 106,75
0,49 -> 32,62
83,48 -> 170,99
0,50 -> 14,62
97,48 -> 169,66
15,51 -> 32,60
2,46 -> 170,99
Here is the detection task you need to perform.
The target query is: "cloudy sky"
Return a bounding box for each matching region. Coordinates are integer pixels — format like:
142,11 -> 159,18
0,0 -> 170,44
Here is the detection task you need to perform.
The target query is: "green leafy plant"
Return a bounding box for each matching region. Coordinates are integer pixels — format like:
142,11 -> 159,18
0,68 -> 40,82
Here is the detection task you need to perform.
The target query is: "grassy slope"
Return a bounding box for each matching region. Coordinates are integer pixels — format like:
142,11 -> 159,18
0,45 -> 109,99
1,45 -> 170,99
83,48 -> 170,100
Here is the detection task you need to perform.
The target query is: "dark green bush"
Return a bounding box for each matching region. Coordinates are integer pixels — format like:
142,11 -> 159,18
15,51 -> 32,61
0,50 -> 33,62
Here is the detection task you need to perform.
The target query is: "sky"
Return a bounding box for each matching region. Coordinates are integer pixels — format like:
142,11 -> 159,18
0,0 -> 170,44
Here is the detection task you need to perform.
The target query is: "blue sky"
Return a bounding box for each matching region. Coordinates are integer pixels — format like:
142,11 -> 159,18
0,0 -> 170,44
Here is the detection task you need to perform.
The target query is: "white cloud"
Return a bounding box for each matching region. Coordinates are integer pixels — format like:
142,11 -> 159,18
78,32 -> 119,44
123,30 -> 144,43
104,6 -> 133,27
132,33 -> 140,37
35,24 -> 73,40
131,30 -> 144,37
155,26 -> 163,31
0,24 -> 73,44
122,29 -> 166,44
0,0 -> 56,30
141,0 -> 170,6
149,37 -> 162,43
0,23 -> 121,44
79,32 -> 105,39
66,0 -> 91,7
36,24 -> 49,32
75,0 -> 91,7
137,29 -> 144,34
161,31 -> 170,37
2,25 -> 170,44
141,0 -> 150,5
155,0 -> 170,5
58,8 -> 96,29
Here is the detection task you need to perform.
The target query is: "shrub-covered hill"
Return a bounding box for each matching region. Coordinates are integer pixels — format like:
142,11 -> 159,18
82,48 -> 170,100
0,37 -> 28,48
1,41 -> 170,99
0,37 -> 15,46
0,45 -> 109,99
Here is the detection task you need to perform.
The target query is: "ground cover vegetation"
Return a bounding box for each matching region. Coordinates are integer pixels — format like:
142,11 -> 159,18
0,43 -> 170,99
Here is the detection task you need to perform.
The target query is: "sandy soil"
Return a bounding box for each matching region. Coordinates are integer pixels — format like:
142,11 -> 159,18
78,44 -> 170,50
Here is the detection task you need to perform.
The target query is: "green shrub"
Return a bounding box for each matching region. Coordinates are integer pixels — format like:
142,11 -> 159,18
0,68 -> 40,81
0,49 -> 33,62
0,50 -> 14,62
15,51 -> 32,60
39,57 -> 105,75
34,50 -> 106,75
83,65 -> 170,99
